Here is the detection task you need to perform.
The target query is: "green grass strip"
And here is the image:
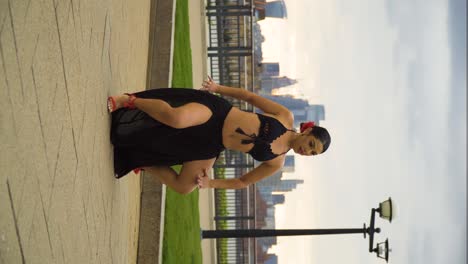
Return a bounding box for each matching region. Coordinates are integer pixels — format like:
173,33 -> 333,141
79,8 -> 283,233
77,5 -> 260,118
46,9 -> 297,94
162,0 -> 202,263
171,0 -> 193,88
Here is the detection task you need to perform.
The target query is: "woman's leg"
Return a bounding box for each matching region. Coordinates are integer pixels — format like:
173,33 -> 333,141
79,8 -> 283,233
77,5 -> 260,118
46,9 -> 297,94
142,165 -> 203,195
142,166 -> 183,191
142,158 -> 216,195
134,99 -> 212,128
109,94 -> 212,128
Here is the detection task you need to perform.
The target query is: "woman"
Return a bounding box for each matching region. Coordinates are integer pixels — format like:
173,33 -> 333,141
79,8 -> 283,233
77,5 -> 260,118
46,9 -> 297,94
108,77 -> 330,194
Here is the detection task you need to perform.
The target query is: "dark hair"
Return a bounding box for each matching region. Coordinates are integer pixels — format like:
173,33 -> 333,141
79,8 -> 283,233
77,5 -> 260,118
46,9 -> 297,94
300,123 -> 331,153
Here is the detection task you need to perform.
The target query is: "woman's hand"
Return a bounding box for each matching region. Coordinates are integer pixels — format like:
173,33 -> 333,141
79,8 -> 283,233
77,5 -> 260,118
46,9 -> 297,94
197,168 -> 211,189
200,75 -> 219,93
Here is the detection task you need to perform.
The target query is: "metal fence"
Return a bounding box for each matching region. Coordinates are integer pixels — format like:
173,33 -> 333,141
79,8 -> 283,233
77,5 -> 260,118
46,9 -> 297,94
206,0 -> 257,263
206,0 -> 254,93
212,155 -> 256,264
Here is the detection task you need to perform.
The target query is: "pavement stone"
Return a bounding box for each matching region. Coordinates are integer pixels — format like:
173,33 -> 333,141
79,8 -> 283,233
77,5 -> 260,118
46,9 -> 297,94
0,0 -> 151,263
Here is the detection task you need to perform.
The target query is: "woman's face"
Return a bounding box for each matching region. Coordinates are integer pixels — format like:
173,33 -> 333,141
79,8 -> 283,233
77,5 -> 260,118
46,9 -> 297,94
293,130 -> 324,156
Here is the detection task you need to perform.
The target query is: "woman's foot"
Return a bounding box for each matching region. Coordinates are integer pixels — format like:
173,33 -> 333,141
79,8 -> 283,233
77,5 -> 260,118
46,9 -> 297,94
107,94 -> 136,112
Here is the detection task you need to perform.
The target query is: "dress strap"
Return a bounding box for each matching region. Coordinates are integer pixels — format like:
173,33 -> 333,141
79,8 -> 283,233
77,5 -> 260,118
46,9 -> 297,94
278,149 -> 291,156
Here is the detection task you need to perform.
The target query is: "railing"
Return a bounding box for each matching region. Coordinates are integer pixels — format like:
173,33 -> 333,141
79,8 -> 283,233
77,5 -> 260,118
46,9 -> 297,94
206,0 -> 257,263
206,0 -> 254,93
213,152 -> 256,264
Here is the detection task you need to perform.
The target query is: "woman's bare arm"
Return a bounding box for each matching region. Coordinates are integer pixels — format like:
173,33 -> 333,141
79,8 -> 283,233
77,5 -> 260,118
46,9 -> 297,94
198,161 -> 282,189
201,77 -> 293,120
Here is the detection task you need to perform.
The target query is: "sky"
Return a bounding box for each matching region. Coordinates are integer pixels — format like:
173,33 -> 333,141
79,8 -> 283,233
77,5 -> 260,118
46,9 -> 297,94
259,0 -> 466,263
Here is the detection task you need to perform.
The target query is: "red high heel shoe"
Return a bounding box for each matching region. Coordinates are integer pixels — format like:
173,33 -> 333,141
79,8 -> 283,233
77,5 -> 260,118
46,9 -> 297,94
107,93 -> 137,112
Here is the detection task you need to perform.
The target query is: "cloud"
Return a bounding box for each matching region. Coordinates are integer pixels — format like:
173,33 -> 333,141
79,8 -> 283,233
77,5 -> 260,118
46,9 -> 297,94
270,0 -> 466,263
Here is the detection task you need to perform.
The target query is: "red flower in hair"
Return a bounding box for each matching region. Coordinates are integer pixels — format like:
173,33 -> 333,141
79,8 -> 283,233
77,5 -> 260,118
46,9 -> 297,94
300,122 -> 315,133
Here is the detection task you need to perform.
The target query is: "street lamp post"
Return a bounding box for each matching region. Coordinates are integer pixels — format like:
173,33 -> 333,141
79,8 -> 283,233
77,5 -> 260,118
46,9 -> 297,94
201,197 -> 395,262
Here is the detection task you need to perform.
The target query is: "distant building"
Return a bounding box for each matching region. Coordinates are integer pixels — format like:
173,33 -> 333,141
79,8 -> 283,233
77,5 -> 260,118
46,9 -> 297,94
255,170 -> 303,263
272,194 -> 285,205
260,94 -> 325,127
261,76 -> 297,92
257,171 -> 304,194
261,94 -> 308,109
282,155 -> 295,172
264,1 -> 287,18
264,254 -> 278,264
261,62 -> 280,77
254,0 -> 288,20
292,105 -> 325,127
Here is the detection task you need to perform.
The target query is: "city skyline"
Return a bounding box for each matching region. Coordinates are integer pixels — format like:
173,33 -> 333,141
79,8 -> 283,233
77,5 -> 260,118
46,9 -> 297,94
255,168 -> 304,263
259,0 -> 466,263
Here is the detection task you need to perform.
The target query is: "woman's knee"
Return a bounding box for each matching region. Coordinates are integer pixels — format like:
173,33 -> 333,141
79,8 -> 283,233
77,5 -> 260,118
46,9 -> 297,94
169,103 -> 212,128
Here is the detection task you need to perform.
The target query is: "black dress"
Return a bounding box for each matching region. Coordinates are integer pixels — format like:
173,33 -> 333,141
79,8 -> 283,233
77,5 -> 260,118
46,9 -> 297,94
110,88 -> 233,178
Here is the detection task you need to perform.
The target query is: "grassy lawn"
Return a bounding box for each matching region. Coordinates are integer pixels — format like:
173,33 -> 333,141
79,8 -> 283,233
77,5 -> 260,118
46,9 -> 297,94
162,0 -> 203,263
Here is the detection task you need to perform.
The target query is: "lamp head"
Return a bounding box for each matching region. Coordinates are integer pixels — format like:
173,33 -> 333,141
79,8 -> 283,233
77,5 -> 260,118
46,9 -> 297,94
374,239 -> 391,262
378,197 -> 396,222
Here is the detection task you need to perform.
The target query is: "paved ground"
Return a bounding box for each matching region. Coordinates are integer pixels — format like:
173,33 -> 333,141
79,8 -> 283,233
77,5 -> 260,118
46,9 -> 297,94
0,0 -> 151,263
